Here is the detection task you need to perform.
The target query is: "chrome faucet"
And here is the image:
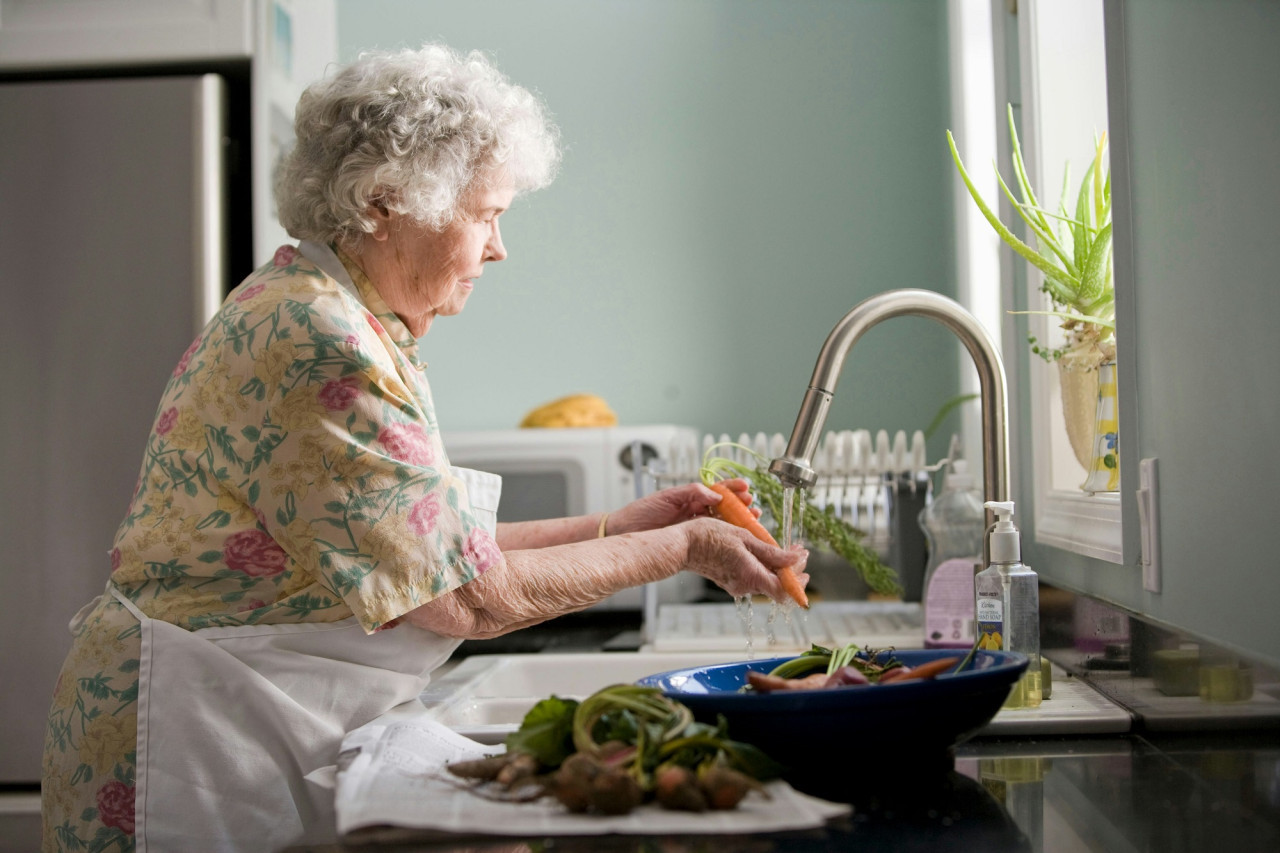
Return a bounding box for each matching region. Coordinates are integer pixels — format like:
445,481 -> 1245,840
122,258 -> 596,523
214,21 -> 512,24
769,289 -> 1010,523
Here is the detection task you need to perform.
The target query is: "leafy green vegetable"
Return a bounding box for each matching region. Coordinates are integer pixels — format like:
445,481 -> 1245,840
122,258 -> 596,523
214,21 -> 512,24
503,695 -> 579,767
764,642 -> 905,682
955,635 -> 982,673
590,708 -> 639,746
717,737 -> 784,782
765,646 -> 833,680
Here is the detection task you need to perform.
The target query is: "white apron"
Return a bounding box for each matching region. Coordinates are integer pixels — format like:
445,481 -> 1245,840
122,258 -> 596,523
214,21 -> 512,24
112,466 -> 500,852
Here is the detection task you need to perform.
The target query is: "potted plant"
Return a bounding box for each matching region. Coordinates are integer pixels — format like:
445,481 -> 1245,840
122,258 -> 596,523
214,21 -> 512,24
948,105 -> 1115,476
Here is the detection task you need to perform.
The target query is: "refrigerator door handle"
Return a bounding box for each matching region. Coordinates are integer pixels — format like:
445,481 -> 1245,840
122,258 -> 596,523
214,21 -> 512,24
193,73 -> 227,332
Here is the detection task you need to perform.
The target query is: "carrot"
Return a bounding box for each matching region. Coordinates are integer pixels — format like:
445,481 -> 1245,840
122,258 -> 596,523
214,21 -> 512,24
774,568 -> 809,610
746,670 -> 829,693
708,481 -> 776,545
881,656 -> 961,683
708,481 -> 809,609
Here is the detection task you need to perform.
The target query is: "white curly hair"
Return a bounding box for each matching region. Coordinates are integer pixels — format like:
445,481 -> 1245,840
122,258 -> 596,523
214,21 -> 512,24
274,44 -> 560,246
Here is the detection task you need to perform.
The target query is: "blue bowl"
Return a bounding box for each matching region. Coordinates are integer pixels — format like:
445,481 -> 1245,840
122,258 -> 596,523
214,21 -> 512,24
637,649 -> 1028,782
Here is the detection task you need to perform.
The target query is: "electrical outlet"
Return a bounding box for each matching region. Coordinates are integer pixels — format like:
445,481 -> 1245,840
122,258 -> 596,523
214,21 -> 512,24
1137,458 -> 1161,592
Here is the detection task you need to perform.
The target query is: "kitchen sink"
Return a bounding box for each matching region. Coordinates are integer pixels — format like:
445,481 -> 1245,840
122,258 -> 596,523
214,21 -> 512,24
420,651 -> 748,743
419,651 -> 1133,744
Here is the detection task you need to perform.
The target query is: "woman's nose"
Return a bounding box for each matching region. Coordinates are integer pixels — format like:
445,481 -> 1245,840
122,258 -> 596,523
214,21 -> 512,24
485,222 -> 507,262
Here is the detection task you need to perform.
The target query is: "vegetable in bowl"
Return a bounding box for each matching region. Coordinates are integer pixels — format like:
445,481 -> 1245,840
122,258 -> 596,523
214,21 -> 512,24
745,645 -> 964,693
637,647 -> 1028,789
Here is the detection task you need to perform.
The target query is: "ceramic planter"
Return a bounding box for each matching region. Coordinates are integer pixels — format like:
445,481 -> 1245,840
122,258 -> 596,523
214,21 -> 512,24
1058,362 -> 1100,471
1080,361 -> 1119,493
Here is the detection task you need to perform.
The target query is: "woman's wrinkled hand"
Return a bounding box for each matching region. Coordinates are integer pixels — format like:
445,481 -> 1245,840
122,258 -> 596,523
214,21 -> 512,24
606,478 -> 760,535
680,517 -> 810,604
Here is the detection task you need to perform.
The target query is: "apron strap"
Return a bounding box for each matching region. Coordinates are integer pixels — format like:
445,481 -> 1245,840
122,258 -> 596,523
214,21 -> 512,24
108,582 -> 148,623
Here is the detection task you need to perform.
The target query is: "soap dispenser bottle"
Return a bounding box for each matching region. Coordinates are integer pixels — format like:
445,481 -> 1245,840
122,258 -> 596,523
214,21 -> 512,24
918,459 -> 984,649
974,500 -> 1042,708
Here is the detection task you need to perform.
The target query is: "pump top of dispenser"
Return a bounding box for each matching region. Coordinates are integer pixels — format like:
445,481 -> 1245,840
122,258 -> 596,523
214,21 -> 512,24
985,500 -> 1021,563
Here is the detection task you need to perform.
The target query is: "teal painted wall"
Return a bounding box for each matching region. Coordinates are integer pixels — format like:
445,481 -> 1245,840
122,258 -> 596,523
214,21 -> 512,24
335,0 -> 960,445
1021,0 -> 1280,667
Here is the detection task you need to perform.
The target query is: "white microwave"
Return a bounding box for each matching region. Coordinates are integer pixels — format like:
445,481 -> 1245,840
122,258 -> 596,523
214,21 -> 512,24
440,424 -> 705,609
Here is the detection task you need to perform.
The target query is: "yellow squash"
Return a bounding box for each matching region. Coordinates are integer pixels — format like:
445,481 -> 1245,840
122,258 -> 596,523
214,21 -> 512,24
519,393 -> 618,428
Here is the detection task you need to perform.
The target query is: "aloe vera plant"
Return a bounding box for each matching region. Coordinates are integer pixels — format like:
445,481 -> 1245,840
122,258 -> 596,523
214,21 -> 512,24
948,105 -> 1115,371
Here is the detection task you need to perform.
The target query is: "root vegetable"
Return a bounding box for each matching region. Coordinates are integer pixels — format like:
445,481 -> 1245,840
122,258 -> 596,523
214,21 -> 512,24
706,481 -> 808,609
589,766 -> 644,815
746,670 -> 830,693
876,665 -> 911,683
880,656 -> 961,683
445,754 -> 511,781
548,752 -> 602,812
654,765 -> 709,812
699,765 -> 763,810
826,665 -> 871,687
549,753 -> 644,815
596,739 -> 631,759
495,751 -> 541,789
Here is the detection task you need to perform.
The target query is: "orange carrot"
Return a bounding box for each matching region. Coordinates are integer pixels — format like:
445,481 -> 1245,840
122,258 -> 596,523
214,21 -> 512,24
708,482 -> 776,544
879,656 -> 961,683
708,482 -> 809,609
773,568 -> 809,610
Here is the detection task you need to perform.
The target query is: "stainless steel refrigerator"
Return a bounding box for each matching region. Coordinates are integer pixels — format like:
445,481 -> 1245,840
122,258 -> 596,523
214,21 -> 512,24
0,72 -> 249,785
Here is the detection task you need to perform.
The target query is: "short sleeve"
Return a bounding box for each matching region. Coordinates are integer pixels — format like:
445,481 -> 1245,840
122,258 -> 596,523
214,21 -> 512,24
203,280 -> 498,632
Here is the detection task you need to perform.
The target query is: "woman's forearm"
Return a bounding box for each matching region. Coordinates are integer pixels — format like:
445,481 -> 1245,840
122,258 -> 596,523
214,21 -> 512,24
406,526 -> 685,638
495,514 -> 605,550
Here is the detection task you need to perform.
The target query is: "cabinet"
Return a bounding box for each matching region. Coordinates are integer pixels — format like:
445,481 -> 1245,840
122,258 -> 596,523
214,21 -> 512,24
0,0 -> 336,266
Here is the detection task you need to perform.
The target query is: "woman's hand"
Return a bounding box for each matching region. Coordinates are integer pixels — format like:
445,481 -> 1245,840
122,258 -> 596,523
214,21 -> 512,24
680,517 -> 810,603
606,478 -> 760,535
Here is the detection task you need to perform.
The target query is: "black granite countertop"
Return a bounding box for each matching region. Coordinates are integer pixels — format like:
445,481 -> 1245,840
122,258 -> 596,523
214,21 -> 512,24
293,729 -> 1280,852
291,590 -> 1280,852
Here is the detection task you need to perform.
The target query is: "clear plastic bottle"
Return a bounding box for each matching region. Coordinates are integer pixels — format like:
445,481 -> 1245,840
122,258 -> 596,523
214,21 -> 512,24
918,460 -> 984,649
974,500 -> 1042,708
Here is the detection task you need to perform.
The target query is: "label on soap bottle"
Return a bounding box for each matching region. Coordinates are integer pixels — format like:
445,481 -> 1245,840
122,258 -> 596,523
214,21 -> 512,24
976,593 -> 1004,650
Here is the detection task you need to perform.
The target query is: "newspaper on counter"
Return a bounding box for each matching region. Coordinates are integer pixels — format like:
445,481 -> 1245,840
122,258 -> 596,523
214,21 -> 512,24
333,703 -> 850,840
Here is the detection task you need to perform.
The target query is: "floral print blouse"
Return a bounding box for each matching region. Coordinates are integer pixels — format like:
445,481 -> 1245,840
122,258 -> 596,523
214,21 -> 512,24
111,243 -> 499,631
42,245 -> 499,851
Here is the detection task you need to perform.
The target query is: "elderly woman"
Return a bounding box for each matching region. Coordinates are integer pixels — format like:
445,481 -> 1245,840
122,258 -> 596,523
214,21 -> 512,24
41,44 -> 806,852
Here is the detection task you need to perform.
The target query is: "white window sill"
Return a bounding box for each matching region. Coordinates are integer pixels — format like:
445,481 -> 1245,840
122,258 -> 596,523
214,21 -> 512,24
1034,488 -> 1123,563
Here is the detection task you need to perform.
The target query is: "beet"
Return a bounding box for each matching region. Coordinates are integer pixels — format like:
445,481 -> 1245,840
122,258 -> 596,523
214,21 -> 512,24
589,766 -> 644,815
654,765 -> 708,812
826,665 -> 872,687
699,765 -> 762,810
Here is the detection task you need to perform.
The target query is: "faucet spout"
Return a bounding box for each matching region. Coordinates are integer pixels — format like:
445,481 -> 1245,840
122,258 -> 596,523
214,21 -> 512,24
768,288 -> 1010,516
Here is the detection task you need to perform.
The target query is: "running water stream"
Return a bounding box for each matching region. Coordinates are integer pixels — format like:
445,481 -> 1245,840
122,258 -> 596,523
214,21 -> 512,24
733,484 -> 807,658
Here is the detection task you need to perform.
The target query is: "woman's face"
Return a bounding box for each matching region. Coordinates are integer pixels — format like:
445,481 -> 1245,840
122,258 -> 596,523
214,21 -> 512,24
364,174 -> 515,337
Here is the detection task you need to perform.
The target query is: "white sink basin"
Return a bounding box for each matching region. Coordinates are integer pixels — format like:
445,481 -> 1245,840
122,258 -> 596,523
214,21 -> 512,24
420,651 -> 753,743
419,653 -> 1134,744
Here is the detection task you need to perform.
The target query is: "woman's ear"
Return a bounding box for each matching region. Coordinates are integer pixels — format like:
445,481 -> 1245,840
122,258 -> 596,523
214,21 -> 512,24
367,194 -> 394,241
